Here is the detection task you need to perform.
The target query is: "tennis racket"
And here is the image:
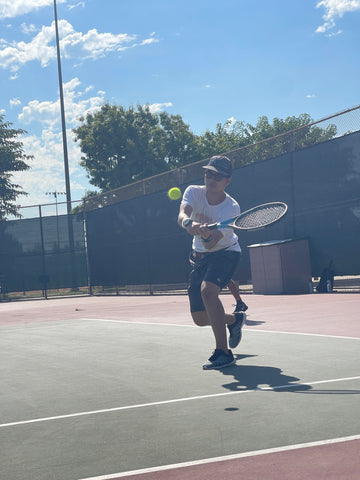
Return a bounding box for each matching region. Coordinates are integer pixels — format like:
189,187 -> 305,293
207,202 -> 288,231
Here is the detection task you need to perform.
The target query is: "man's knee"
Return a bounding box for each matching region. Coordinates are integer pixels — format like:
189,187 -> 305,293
201,281 -> 220,303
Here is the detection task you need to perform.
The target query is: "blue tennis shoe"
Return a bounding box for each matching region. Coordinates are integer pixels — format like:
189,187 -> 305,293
227,312 -> 246,348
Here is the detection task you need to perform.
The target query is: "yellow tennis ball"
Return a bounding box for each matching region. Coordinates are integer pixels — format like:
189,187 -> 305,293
168,187 -> 181,200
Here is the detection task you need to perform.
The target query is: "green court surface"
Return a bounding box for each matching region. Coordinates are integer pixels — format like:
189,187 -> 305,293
0,312 -> 359,480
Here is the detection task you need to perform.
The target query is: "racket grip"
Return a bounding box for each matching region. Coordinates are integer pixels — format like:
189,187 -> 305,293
207,223 -> 218,230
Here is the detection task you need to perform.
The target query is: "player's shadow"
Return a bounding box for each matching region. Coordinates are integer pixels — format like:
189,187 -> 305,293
222,360 -> 359,395
221,360 -> 312,393
245,319 -> 266,326
243,315 -> 265,326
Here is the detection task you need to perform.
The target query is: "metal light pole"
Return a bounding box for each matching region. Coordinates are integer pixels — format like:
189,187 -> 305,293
53,0 -> 77,289
46,191 -> 66,249
46,190 -> 66,216
53,0 -> 72,214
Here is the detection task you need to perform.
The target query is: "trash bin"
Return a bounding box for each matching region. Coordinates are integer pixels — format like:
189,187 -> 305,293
248,238 -> 312,294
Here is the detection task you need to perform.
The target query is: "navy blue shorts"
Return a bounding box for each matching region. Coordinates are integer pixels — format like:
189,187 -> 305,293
188,250 -> 240,313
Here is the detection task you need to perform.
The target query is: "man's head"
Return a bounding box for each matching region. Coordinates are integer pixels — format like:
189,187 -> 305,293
202,156 -> 232,179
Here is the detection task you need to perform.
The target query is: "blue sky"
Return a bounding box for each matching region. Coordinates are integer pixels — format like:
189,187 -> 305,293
1,0 -> 360,214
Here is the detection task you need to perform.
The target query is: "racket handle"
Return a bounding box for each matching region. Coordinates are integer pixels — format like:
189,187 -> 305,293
207,223 -> 219,230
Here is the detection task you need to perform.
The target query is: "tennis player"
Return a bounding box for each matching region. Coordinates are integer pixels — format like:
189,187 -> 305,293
178,156 -> 246,370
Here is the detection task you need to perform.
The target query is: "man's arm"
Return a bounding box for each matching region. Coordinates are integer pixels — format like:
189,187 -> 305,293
177,203 -> 193,229
178,203 -> 223,249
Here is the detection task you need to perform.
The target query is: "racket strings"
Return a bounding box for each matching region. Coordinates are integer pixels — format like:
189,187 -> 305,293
235,205 -> 286,229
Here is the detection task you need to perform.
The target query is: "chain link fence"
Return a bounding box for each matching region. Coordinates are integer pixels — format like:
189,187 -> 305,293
1,105 -> 360,300
83,105 -> 360,211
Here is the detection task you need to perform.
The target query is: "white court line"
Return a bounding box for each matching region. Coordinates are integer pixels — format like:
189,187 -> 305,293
77,434 -> 360,479
82,318 -> 360,340
81,318 -> 197,328
1,375 -> 359,429
247,329 -> 360,341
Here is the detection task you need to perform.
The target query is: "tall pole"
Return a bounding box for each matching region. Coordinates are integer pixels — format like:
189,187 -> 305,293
53,0 -> 76,290
53,0 -> 72,214
46,191 -> 66,248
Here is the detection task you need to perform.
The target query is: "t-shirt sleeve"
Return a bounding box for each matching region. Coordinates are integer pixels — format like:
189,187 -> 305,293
181,185 -> 196,208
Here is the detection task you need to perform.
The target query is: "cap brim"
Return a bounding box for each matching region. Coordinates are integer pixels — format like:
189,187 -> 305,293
202,165 -> 218,173
202,165 -> 231,177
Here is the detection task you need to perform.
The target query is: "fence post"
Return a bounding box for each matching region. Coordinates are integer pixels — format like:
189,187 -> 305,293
289,131 -> 297,238
38,205 -> 48,299
83,200 -> 92,295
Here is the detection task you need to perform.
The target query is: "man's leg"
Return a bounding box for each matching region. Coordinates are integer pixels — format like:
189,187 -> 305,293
191,309 -> 239,328
188,261 -> 242,350
227,279 -> 241,301
201,280 -> 229,352
228,279 -> 248,313
191,310 -> 210,326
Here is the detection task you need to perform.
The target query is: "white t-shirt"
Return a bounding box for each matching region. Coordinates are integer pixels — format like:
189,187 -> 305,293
181,185 -> 241,253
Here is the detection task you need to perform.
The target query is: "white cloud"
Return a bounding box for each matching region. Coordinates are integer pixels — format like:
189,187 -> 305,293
61,27 -> 137,59
20,22 -> 38,34
19,99 -> 62,127
68,1 -> 84,11
10,97 -> 21,107
316,0 -> 360,33
140,38 -> 157,46
0,20 -> 159,71
12,79 -> 106,207
0,22 -> 59,71
326,29 -> 343,36
306,94 -> 316,98
0,0 -> 65,19
13,87 -> 173,208
147,102 -> 173,114
12,128 -> 77,209
19,77 -> 105,127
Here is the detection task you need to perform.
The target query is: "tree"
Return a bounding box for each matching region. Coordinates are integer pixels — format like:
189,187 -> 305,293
0,115 -> 32,220
74,104 -> 160,190
208,114 -> 337,166
197,118 -> 252,159
158,112 -> 200,168
247,114 -> 337,147
70,189 -> 99,214
73,104 -> 201,191
198,114 -> 337,159
74,106 -> 337,194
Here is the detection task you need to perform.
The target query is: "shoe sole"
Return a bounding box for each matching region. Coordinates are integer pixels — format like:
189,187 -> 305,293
228,313 -> 246,349
203,358 -> 236,370
233,305 -> 248,314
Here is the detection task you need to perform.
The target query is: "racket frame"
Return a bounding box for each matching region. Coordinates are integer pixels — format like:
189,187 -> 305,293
207,202 -> 288,231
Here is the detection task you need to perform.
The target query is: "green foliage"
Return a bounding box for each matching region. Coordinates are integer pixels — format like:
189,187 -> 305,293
247,114 -> 337,146
70,190 -> 99,214
73,106 -> 337,195
0,115 -> 32,220
73,104 -> 199,191
197,119 -> 252,159
158,112 -> 200,167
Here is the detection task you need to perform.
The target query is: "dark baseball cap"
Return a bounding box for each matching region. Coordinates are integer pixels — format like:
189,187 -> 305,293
202,156 -> 233,177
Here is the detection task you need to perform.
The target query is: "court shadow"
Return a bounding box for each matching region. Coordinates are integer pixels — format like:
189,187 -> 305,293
243,315 -> 265,326
234,354 -> 258,361
220,364 -> 312,393
245,319 -> 266,326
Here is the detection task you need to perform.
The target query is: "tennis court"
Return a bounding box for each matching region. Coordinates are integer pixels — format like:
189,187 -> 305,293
0,293 -> 359,480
